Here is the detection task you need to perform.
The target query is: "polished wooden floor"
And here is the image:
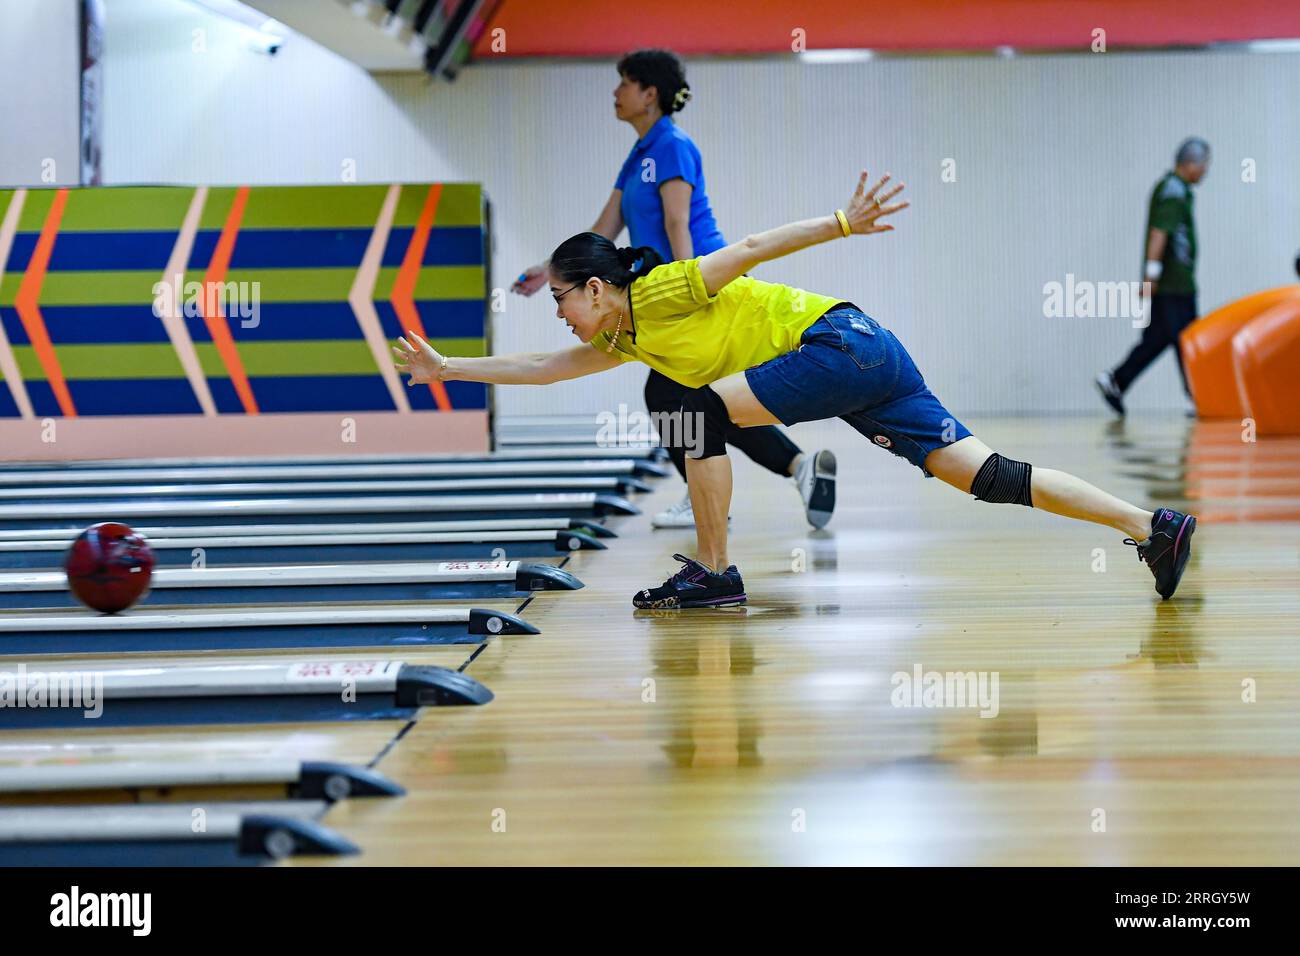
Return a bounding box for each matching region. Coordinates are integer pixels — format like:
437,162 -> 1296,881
7,414 -> 1298,864
290,414 -> 1298,865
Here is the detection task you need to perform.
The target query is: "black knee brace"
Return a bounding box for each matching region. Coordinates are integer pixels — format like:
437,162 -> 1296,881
679,385 -> 731,460
971,453 -> 1034,507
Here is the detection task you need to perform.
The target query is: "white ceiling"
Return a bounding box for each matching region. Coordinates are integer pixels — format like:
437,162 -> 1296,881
240,0 -> 426,72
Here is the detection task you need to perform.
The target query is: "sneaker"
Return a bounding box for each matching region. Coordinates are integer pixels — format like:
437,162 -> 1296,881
793,449 -> 837,529
1095,371 -> 1125,417
632,553 -> 747,609
1125,508 -> 1197,600
651,493 -> 695,529
651,493 -> 730,529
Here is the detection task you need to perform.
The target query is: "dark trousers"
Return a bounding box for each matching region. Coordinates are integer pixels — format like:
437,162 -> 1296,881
642,368 -> 801,481
1112,293 -> 1198,397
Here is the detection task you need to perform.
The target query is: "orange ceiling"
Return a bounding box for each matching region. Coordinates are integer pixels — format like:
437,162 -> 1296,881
473,0 -> 1300,58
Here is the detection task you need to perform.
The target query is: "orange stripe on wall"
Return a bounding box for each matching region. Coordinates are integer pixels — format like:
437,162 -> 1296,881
14,189 -> 76,418
471,0 -> 1300,56
392,184 -> 452,411
202,186 -> 259,415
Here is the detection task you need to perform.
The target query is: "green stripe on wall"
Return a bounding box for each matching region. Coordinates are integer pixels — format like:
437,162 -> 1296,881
0,271 -> 162,306
389,337 -> 485,359
199,188 -> 234,230
13,344 -> 186,380
0,271 -> 488,308
410,266 -> 486,300
1,184 -> 481,231
434,184 -> 484,227
200,186 -> 391,229
10,339 -> 481,382
15,189 -> 55,231
2,268 -> 483,305
0,187 -> 191,231
372,266 -> 485,300
392,185 -> 432,226
199,268 -> 490,302
218,268 -> 358,301
391,183 -> 482,227
194,338 -> 485,377
58,187 -> 194,231
201,267 -> 487,302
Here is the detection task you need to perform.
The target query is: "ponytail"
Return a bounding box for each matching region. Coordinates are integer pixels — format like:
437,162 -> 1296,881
550,233 -> 663,288
617,244 -> 663,279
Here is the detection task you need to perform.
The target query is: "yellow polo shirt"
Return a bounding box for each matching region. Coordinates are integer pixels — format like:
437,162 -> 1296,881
591,258 -> 844,388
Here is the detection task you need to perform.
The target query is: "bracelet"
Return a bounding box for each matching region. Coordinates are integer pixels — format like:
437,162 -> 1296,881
438,354 -> 449,381
1143,259 -> 1163,282
834,209 -> 851,238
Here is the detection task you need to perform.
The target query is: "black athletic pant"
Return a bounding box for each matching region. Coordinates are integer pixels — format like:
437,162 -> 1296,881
1112,293 -> 1198,397
643,368 -> 801,481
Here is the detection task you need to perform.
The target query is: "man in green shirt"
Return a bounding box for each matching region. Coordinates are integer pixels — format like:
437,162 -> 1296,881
1096,137 -> 1210,416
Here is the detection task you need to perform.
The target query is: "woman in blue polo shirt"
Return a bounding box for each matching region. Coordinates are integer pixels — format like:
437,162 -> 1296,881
513,49 -> 836,531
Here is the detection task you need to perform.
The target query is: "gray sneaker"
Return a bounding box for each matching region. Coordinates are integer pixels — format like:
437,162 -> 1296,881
793,449 -> 837,529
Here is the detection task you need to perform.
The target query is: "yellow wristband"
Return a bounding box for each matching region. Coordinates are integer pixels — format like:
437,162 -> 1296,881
834,209 -> 851,238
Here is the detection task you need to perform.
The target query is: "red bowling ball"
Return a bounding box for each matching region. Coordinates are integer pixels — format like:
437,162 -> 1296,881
64,522 -> 156,613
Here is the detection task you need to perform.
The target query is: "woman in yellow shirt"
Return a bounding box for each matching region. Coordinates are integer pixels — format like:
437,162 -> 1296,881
511,48 -> 835,531
396,171 -> 1196,609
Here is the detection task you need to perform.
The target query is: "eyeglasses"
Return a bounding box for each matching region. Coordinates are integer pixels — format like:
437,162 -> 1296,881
551,283 -> 581,304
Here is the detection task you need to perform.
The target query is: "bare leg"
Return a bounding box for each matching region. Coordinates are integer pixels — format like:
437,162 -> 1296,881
681,372 -> 787,571
925,436 -> 1152,539
684,454 -> 733,570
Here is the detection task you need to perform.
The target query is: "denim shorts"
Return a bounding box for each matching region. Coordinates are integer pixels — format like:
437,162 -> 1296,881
745,306 -> 972,476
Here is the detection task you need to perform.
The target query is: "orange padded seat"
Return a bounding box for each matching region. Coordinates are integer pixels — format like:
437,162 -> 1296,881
1180,286 -> 1300,418
1232,299 -> 1300,436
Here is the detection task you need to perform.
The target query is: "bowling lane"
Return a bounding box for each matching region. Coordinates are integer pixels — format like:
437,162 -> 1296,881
0,516 -> 614,542
0,475 -> 652,506
0,492 -> 639,531
0,445 -> 656,867
0,605 -> 538,657
0,458 -> 668,485
0,446 -> 667,472
0,527 -> 605,570
0,650 -> 488,730
0,560 -> 582,608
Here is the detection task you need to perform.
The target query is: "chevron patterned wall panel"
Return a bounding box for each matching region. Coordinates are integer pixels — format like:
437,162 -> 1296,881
0,183 -> 491,460
0,183 -> 487,419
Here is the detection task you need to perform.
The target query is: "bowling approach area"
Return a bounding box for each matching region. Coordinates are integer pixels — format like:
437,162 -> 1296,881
1,415 -> 1297,866
0,441 -> 652,863
3,1 -> 1300,889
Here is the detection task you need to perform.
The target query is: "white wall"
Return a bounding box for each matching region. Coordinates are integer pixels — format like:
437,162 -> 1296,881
0,0 -> 81,186
43,0 -> 1300,415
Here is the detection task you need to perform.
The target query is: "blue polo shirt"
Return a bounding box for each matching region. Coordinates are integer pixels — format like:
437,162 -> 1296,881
614,116 -> 726,261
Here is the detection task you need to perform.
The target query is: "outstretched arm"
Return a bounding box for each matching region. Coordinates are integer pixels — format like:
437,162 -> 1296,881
394,332 -> 623,386
697,171 -> 907,296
